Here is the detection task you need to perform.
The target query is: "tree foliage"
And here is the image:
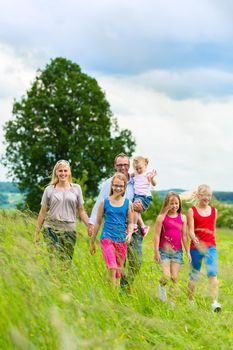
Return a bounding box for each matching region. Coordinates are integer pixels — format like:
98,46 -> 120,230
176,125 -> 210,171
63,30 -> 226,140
3,57 -> 136,211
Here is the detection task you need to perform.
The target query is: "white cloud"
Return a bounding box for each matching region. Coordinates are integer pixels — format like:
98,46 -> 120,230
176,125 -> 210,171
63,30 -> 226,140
1,0 -> 233,72
0,43 -> 39,180
129,68 -> 233,99
97,74 -> 233,191
0,43 -> 40,99
0,1 -> 233,191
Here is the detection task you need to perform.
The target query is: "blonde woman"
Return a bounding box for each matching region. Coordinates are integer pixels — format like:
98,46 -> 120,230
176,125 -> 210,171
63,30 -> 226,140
34,160 -> 89,260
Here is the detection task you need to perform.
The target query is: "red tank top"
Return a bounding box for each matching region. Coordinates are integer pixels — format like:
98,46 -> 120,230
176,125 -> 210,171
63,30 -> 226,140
190,206 -> 216,249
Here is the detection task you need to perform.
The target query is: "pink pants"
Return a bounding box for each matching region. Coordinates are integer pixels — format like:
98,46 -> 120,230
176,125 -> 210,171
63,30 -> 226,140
100,238 -> 127,278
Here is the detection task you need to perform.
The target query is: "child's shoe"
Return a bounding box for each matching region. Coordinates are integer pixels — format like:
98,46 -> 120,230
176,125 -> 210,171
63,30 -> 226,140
141,225 -> 150,238
189,299 -> 195,306
158,284 -> 167,302
211,300 -> 221,312
169,301 -> 176,308
133,225 -> 138,233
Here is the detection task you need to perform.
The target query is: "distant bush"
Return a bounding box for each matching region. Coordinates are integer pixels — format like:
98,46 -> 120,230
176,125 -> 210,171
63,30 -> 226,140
0,182 -> 21,193
142,192 -> 233,230
181,199 -> 233,229
0,194 -> 9,206
142,192 -> 163,223
215,202 -> 233,229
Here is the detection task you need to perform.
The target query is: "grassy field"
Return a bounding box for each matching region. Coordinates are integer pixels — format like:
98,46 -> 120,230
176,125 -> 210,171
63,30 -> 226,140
0,210 -> 233,350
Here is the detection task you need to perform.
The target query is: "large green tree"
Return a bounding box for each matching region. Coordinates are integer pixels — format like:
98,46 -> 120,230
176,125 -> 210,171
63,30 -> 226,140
3,57 -> 135,211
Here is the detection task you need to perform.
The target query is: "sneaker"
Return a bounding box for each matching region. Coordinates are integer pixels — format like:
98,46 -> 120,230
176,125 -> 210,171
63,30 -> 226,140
169,301 -> 176,308
158,284 -> 167,302
133,227 -> 138,233
189,299 -> 195,306
211,300 -> 221,312
141,225 -> 150,237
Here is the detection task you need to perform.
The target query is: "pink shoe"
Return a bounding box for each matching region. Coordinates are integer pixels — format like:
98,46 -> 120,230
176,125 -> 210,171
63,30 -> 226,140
141,226 -> 150,238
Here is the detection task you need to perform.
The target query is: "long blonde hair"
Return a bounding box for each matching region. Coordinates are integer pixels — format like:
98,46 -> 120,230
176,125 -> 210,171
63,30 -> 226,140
50,160 -> 72,185
109,172 -> 127,196
180,184 -> 212,204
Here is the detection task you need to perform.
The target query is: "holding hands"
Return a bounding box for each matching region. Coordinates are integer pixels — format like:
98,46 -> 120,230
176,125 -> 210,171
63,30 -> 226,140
87,224 -> 94,237
89,241 -> 96,255
186,251 -> 192,263
126,232 -> 133,244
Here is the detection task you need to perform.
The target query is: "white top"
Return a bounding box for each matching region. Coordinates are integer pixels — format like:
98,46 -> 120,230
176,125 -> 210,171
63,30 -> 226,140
134,171 -> 153,197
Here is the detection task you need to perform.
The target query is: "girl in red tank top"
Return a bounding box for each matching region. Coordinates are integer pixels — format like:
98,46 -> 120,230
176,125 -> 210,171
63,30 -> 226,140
187,184 -> 221,312
154,192 -> 191,304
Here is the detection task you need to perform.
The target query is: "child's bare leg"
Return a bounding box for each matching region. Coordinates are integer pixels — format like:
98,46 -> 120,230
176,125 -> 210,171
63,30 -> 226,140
208,276 -> 219,302
137,213 -> 145,228
188,280 -> 196,300
116,259 -> 124,287
160,261 -> 171,286
158,261 -> 170,301
109,268 -> 117,287
133,211 -> 139,225
170,262 -> 180,300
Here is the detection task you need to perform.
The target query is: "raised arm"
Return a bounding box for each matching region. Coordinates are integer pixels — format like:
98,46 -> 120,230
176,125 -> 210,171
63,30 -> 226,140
148,169 -> 157,186
154,214 -> 163,262
90,200 -> 104,255
34,205 -> 48,243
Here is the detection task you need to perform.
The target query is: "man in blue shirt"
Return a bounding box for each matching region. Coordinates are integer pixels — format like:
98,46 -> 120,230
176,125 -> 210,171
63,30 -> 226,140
88,153 -> 143,290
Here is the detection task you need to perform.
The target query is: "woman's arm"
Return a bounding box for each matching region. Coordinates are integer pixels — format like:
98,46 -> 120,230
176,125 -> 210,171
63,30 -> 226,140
78,204 -> 89,227
181,215 -> 191,262
126,202 -> 134,244
154,214 -> 163,262
90,200 -> 104,255
34,205 -> 48,243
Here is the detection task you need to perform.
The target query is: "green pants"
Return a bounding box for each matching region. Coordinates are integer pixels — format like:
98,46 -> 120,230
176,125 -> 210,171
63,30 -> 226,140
43,227 -> 76,260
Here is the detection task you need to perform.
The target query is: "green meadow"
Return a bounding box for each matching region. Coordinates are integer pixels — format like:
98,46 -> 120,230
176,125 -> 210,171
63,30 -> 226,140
0,210 -> 233,350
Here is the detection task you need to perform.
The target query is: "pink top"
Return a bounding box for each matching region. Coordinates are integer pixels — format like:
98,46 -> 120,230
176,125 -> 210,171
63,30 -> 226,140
159,213 -> 183,251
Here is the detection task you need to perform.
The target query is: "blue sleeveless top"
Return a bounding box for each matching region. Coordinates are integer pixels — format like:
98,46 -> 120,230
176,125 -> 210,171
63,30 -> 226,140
100,198 -> 129,242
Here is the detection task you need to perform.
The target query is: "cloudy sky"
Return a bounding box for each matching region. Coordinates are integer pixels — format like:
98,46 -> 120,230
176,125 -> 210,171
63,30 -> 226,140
0,0 -> 233,191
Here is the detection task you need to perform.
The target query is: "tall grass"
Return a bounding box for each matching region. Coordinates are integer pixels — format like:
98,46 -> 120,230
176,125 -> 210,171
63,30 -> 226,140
0,209 -> 233,349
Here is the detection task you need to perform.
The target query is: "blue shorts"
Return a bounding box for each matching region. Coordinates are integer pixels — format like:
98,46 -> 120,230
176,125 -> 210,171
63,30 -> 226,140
133,194 -> 152,211
189,246 -> 218,280
159,248 -> 183,264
